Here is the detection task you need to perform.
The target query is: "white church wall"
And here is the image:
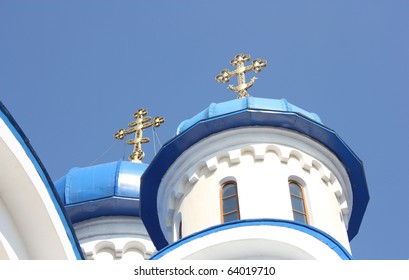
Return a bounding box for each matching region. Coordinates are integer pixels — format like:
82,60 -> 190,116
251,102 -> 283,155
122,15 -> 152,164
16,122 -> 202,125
158,127 -> 352,252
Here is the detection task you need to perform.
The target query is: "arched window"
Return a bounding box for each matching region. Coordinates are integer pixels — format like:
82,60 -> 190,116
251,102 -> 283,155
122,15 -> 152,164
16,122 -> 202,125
289,181 -> 309,224
178,220 -> 183,239
220,181 -> 240,223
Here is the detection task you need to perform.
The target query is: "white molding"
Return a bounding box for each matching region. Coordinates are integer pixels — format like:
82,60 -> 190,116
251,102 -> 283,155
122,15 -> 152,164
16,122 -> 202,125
74,216 -> 155,260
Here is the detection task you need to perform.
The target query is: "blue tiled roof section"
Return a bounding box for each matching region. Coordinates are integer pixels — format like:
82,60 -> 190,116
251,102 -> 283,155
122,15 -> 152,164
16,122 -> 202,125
55,161 -> 147,223
177,97 -> 322,134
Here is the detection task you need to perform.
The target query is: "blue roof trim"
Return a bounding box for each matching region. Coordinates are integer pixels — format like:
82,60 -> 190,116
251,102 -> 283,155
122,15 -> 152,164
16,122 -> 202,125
0,101 -> 84,259
64,196 -> 140,223
151,219 -> 352,260
54,161 -> 146,222
141,105 -> 369,250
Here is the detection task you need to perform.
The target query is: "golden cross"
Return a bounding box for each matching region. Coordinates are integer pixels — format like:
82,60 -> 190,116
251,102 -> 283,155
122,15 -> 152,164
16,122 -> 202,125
216,53 -> 267,98
114,109 -> 165,163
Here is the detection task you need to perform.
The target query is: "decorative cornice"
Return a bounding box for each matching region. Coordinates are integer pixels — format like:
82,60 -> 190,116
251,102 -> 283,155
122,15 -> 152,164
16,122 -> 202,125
183,144 -> 334,186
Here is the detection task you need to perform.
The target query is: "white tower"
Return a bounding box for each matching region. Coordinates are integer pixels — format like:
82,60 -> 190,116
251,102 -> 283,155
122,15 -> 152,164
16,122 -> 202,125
140,54 -> 369,260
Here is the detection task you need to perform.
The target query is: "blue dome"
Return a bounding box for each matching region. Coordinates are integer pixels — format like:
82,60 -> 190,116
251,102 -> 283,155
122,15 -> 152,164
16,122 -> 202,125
55,161 -> 147,223
177,97 -> 322,134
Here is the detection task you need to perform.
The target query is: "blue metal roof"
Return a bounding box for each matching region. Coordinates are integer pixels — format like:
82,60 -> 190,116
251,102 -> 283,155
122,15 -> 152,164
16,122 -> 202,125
151,219 -> 353,260
55,160 -> 147,223
140,97 -> 369,250
177,97 -> 322,134
0,101 -> 84,259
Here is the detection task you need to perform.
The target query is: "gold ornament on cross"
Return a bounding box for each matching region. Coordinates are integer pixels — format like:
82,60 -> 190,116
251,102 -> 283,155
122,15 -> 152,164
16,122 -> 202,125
215,53 -> 267,98
114,109 -> 164,163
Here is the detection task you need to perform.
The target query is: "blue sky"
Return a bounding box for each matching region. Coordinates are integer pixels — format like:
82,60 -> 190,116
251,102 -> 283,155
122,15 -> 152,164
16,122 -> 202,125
0,1 -> 407,260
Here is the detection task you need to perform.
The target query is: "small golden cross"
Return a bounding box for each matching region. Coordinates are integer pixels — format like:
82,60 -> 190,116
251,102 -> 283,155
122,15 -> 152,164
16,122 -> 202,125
114,109 -> 164,163
216,53 -> 267,98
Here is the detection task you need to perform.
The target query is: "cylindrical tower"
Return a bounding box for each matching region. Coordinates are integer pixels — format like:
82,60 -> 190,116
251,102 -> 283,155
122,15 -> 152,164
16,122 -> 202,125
140,97 -> 369,260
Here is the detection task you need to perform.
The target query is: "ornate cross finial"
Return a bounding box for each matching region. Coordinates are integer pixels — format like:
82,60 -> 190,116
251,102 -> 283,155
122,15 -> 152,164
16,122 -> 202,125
114,109 -> 164,163
216,53 -> 267,98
